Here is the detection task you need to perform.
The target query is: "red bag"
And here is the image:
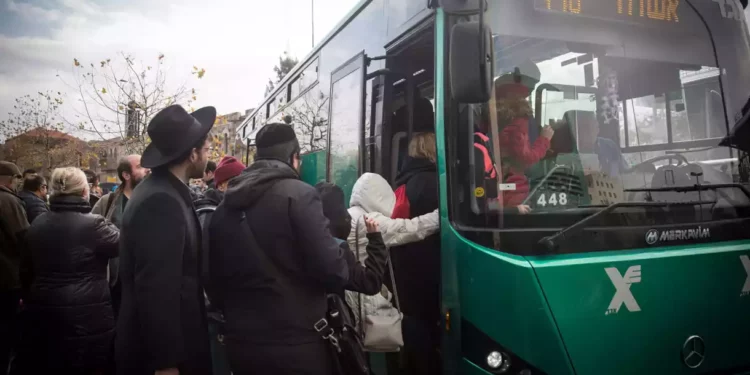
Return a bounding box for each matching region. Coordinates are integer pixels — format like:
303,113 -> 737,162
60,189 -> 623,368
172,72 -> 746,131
391,185 -> 410,219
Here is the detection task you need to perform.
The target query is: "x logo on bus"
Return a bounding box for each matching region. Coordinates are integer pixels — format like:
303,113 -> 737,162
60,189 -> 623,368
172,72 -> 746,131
605,265 -> 641,315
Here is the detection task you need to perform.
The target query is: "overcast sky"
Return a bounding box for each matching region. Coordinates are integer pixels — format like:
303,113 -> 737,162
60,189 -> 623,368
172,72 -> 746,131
0,0 -> 358,139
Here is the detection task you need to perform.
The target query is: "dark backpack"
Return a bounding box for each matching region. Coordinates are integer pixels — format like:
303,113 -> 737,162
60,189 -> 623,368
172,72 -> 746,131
196,204 -> 218,311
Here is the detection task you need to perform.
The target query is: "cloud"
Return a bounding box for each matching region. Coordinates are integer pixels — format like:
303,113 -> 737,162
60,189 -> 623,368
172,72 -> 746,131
5,0 -> 61,22
0,0 -> 358,140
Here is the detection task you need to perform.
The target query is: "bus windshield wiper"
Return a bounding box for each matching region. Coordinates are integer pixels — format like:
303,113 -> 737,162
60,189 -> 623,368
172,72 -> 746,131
537,201 -> 713,252
538,183 -> 750,252
624,183 -> 750,200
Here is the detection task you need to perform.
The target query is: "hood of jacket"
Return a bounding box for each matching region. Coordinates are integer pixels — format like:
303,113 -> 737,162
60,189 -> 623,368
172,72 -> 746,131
194,188 -> 224,208
349,172 -> 395,217
223,159 -> 299,210
395,157 -> 436,186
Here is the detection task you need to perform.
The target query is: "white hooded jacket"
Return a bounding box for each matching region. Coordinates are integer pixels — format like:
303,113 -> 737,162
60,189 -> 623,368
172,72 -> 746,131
345,173 -> 439,332
347,172 -> 439,260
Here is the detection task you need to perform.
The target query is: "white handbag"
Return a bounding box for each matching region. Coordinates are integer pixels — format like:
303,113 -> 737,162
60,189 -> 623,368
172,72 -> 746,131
354,218 -> 404,352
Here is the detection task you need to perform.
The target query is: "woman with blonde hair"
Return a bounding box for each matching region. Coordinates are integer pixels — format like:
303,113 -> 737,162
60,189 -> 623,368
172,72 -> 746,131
14,167 -> 119,375
391,132 -> 442,375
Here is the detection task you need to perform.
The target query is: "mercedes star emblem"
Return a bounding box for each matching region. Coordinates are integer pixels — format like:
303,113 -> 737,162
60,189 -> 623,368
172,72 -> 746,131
681,335 -> 705,369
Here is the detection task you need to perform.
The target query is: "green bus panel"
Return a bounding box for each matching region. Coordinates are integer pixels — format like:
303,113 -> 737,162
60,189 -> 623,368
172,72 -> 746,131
446,227 -> 576,375
300,151 -> 327,186
527,241 -> 750,375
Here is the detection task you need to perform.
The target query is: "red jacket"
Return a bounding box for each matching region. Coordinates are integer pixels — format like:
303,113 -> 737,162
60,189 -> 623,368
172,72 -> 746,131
499,117 -> 550,206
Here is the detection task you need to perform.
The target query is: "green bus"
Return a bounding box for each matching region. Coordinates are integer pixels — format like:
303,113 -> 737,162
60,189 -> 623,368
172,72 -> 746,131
238,0 -> 750,373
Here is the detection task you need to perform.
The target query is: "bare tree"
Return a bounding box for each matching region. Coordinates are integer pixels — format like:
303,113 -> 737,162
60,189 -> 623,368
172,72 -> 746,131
286,89 -> 329,154
0,91 -> 89,174
61,52 -> 206,153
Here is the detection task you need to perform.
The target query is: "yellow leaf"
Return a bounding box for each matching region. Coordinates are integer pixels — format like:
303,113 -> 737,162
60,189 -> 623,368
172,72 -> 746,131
74,58 -> 80,67
197,68 -> 205,79
101,88 -> 107,94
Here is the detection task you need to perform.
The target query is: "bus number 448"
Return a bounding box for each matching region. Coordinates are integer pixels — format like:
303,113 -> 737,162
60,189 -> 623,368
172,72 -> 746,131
537,193 -> 568,207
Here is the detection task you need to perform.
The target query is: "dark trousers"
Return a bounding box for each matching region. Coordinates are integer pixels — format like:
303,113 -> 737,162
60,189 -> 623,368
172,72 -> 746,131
0,291 -> 20,375
401,315 -> 441,375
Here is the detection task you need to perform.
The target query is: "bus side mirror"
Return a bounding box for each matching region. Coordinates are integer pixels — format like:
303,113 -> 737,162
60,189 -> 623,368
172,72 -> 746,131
449,21 -> 493,103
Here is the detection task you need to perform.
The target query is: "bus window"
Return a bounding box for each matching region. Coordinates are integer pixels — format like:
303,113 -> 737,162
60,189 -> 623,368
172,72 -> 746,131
449,0 -> 750,236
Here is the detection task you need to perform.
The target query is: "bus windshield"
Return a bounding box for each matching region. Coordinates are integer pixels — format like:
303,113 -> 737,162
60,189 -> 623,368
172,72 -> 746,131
459,0 -> 750,240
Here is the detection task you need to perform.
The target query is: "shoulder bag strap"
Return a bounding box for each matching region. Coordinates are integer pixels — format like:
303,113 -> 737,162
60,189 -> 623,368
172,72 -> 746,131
387,255 -> 400,312
355,217 -> 364,334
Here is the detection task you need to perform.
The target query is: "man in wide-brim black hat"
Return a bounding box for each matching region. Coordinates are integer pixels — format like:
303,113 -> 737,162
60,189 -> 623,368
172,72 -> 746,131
116,104 -> 215,375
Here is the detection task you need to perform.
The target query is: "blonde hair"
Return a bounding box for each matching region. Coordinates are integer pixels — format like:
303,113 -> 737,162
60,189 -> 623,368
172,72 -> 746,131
408,132 -> 437,163
50,167 -> 89,199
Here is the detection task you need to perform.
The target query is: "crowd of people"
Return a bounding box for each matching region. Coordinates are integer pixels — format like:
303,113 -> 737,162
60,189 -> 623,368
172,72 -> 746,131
0,103 -> 443,375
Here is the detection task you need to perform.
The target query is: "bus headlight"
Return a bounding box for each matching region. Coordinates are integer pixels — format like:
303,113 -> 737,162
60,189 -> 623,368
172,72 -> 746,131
486,351 -> 511,373
486,351 -> 503,368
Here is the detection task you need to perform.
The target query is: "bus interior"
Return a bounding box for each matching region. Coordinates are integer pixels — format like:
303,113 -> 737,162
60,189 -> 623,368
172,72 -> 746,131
375,26 -> 437,186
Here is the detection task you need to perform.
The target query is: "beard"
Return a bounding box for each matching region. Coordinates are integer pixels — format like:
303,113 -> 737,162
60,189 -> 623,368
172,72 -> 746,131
130,175 -> 144,189
190,159 -> 208,180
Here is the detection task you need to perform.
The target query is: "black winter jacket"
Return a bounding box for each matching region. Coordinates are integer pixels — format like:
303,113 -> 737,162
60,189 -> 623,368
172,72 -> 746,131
208,159 -> 349,347
391,157 -> 440,321
18,194 -> 119,372
18,190 -> 48,224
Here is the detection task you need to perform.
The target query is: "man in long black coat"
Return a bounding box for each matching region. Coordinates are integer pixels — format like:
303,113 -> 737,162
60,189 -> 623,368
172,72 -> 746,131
116,105 -> 216,375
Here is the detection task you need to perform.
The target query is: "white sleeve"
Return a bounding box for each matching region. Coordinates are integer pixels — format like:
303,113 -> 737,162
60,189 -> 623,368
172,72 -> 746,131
347,213 -> 370,263
369,209 -> 440,247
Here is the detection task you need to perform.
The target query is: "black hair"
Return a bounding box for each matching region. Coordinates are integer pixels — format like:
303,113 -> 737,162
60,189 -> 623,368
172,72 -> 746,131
205,160 -> 217,173
22,169 -> 36,176
315,182 -> 352,240
160,133 -> 210,170
116,157 -> 133,184
83,169 -> 98,184
23,175 -> 46,192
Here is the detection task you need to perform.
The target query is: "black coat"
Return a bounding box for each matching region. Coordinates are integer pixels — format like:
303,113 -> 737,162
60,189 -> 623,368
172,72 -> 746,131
17,194 -> 119,372
115,170 -> 211,375
17,191 -> 48,224
208,159 -> 349,374
391,157 -> 440,321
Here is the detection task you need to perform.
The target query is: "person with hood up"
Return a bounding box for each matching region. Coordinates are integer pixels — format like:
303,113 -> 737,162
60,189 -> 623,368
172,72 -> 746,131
208,123 -> 349,375
14,167 -> 119,374
346,172 -> 439,334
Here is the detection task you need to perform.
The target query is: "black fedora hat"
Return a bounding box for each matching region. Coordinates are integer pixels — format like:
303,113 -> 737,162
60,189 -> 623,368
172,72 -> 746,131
141,105 -> 216,169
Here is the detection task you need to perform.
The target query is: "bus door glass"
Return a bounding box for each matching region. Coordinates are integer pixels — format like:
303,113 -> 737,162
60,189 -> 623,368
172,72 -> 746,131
327,53 -> 366,205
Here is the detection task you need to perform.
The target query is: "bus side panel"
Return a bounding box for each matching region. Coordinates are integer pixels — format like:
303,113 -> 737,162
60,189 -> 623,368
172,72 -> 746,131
446,226 -> 575,374
300,150 -> 328,186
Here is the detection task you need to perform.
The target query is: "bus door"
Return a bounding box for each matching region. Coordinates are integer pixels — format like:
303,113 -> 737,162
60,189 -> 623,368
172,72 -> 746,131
327,52 -> 367,205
